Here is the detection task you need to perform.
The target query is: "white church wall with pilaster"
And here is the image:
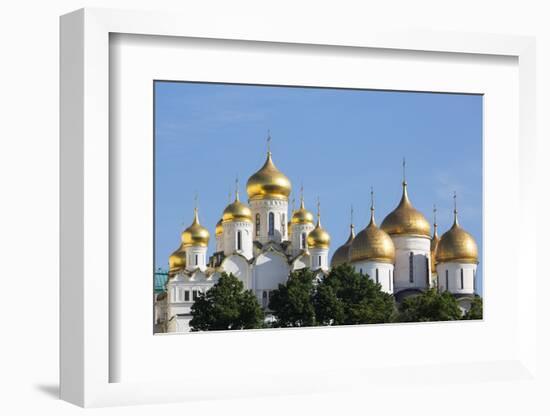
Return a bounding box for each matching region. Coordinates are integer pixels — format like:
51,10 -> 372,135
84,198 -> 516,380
391,235 -> 431,293
290,222 -> 315,257
309,247 -> 329,271
252,251 -> 290,305
221,254 -> 252,289
352,261 -> 394,294
222,221 -> 253,259
436,262 -> 476,295
185,246 -> 208,271
250,199 -> 289,244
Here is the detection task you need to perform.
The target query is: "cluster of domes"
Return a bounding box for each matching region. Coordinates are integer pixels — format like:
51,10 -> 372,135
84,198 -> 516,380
331,183 -> 478,268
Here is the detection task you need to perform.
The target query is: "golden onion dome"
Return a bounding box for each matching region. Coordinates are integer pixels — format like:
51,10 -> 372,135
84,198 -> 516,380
246,151 -> 292,201
331,224 -> 355,266
215,219 -> 223,236
182,208 -> 210,248
350,207 -> 395,263
435,210 -> 478,264
168,245 -> 186,274
222,190 -> 252,223
307,204 -> 331,249
380,182 -> 431,237
291,198 -> 314,225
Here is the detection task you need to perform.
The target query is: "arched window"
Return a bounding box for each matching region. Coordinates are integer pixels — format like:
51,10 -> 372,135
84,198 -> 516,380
255,213 -> 260,236
375,268 -> 379,284
268,212 -> 275,236
237,231 -> 242,251
281,213 -> 286,236
425,256 -> 430,286
318,255 -> 322,268
445,270 -> 449,291
195,254 -> 198,265
460,268 -> 464,289
301,232 -> 306,249
389,270 -> 392,291
409,252 -> 414,283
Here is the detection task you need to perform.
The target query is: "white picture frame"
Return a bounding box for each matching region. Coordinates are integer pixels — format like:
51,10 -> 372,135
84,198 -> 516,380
60,7 -> 538,408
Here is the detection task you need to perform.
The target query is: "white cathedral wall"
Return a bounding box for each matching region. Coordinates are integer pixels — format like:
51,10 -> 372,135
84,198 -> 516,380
309,247 -> 329,270
436,262 -> 477,295
291,253 -> 310,272
391,235 -> 431,293
221,254 -> 252,289
290,222 -> 315,257
185,246 -> 208,271
215,234 -> 223,252
222,221 -> 253,259
252,251 -> 290,305
250,199 -> 289,244
352,261 -> 394,294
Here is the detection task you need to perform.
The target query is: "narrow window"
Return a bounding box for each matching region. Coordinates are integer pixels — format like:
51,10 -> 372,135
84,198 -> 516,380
255,213 -> 260,236
318,255 -> 322,268
195,254 -> 198,265
301,232 -> 306,249
426,256 -> 430,286
445,270 -> 449,291
184,290 -> 190,301
360,268 -> 363,275
376,268 -> 379,284
409,252 -> 414,283
237,231 -> 242,250
389,270 -> 392,291
262,290 -> 268,308
192,290 -> 198,300
474,270 -> 477,292
460,268 -> 464,289
268,212 -> 275,236
281,213 -> 286,236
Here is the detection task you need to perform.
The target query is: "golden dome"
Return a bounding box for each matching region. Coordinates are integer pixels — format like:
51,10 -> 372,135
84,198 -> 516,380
307,204 -> 331,249
215,219 -> 223,236
291,197 -> 314,225
168,245 -> 186,274
380,183 -> 431,237
246,151 -> 292,201
182,208 -> 210,248
350,207 -> 395,264
222,190 -> 252,223
435,210 -> 478,264
331,224 -> 355,266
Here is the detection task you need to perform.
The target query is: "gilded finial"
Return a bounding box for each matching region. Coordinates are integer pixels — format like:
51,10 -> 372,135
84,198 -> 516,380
402,157 -> 407,186
317,197 -> 321,226
369,186 -> 376,225
192,194 -> 200,225
453,191 -> 459,226
433,204 -> 438,227
350,204 -> 354,226
267,129 -> 272,154
300,183 -> 305,208
235,175 -> 240,201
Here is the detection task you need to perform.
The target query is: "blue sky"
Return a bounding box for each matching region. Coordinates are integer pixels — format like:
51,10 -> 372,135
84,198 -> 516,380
154,82 -> 483,292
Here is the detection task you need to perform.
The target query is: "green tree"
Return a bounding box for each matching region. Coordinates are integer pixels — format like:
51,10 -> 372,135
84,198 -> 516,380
268,268 -> 317,327
314,264 -> 396,325
190,273 -> 263,331
462,295 -> 483,320
397,288 -> 462,322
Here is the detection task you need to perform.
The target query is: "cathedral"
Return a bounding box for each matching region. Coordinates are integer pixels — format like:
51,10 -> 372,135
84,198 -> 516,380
155,144 -> 479,333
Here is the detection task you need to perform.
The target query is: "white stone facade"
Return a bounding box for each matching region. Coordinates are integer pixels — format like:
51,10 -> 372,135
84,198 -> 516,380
390,235 -> 431,293
353,261 -> 395,293
250,199 -> 289,244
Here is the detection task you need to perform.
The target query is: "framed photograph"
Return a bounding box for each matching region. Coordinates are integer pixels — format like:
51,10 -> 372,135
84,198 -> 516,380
60,8 -> 537,408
